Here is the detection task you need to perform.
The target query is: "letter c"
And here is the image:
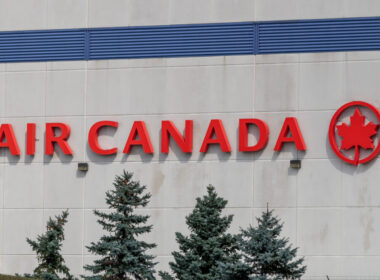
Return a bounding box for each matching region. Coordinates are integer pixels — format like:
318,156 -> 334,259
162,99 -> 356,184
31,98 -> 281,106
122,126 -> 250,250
88,121 -> 118,155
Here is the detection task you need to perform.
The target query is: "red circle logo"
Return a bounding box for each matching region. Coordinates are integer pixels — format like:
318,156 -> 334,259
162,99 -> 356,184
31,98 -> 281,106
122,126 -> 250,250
329,101 -> 380,165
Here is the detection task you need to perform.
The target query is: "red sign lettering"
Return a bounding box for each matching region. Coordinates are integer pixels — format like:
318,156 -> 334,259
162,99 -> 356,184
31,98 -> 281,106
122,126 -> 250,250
200,119 -> 231,153
274,117 -> 306,151
26,123 -> 36,155
88,121 -> 118,155
0,124 -> 20,155
239,119 -> 269,152
161,120 -> 193,153
123,121 -> 154,154
45,123 -> 73,155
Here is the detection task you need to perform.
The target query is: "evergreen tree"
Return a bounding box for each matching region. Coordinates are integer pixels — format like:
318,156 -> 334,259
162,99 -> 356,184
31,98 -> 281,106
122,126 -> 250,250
84,171 -> 157,280
26,210 -> 75,280
222,208 -> 306,280
159,185 -> 238,280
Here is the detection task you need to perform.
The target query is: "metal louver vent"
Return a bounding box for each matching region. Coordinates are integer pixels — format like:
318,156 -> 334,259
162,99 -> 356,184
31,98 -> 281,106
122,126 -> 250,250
88,22 -> 254,60
258,17 -> 380,54
0,29 -> 86,62
1,17 -> 380,62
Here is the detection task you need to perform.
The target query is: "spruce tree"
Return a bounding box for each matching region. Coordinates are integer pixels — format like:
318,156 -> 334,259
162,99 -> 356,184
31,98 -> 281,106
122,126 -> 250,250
222,208 -> 306,280
84,171 -> 157,280
159,185 -> 238,280
26,210 -> 75,280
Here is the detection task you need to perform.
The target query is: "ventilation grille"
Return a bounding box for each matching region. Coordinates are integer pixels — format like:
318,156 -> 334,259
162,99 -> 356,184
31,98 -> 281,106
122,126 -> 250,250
1,17 -> 380,62
258,17 -> 380,54
0,29 -> 86,62
88,22 -> 254,59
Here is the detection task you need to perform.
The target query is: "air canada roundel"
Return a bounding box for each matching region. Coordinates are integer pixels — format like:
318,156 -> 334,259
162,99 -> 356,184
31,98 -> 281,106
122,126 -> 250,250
329,101 -> 380,165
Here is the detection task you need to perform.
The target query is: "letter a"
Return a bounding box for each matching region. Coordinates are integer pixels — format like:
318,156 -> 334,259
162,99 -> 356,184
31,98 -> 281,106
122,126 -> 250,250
123,121 -> 154,154
0,124 -> 20,155
274,117 -> 306,151
200,119 -> 231,153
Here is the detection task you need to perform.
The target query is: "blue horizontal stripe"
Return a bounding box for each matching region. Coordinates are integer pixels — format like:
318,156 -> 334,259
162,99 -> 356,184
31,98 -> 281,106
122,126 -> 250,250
88,22 -> 254,60
258,17 -> 380,54
1,17 -> 380,62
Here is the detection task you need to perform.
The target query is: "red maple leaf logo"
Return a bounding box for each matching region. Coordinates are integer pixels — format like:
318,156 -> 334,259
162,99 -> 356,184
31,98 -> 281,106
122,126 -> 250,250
336,108 -> 379,165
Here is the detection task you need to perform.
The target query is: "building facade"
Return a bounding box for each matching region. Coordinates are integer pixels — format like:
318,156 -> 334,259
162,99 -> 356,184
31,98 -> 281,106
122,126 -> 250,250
1,0 -> 380,278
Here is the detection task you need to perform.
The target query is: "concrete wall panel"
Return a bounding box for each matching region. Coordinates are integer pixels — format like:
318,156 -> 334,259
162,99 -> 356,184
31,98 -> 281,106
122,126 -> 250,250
43,163 -> 85,209
3,210 -> 43,255
5,72 -> 46,117
297,208 -> 342,256
86,65 -> 254,116
0,0 -> 47,31
4,164 -> 43,209
46,70 -> 86,116
299,62 -> 345,111
47,0 -> 88,29
254,63 -> 298,112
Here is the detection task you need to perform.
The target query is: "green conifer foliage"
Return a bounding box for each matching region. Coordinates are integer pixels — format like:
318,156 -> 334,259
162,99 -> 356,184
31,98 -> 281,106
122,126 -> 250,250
26,210 -> 75,280
160,185 -> 238,280
84,171 -> 157,280
223,209 -> 306,280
